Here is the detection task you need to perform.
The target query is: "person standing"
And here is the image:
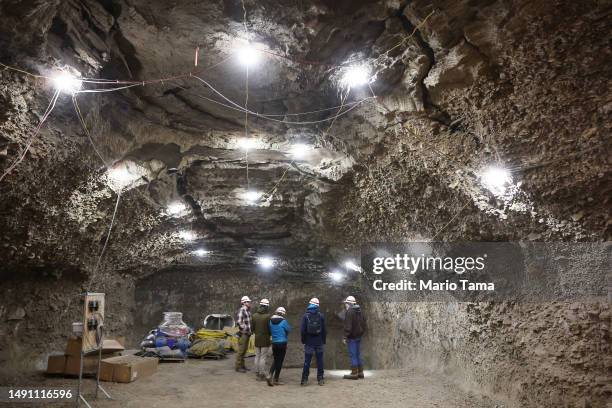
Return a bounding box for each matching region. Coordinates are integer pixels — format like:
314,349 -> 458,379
342,295 -> 367,380
267,306 -> 292,386
300,297 -> 326,386
235,295 -> 253,373
251,298 -> 272,380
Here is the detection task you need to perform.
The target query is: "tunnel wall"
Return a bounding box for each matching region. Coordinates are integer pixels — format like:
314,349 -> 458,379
366,301 -> 610,408
134,268 -> 358,370
0,270 -> 136,384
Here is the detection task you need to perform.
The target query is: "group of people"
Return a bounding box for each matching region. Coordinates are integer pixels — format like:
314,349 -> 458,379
234,295 -> 367,386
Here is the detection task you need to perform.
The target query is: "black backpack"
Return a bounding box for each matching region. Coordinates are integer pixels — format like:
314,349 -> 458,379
305,312 -> 322,335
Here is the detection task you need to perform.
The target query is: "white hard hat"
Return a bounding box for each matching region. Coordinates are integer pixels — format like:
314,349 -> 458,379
259,298 -> 270,306
276,307 -> 286,315
309,297 -> 320,306
241,296 -> 251,303
344,296 -> 356,304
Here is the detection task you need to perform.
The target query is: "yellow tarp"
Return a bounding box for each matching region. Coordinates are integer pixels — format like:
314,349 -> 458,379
196,327 -> 255,355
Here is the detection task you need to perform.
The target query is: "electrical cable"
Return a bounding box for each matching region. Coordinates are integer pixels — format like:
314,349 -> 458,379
88,188 -> 122,286
0,89 -> 60,183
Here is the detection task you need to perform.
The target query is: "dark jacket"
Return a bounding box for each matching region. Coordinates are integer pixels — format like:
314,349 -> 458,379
251,306 -> 272,347
344,304 -> 367,339
269,315 -> 292,344
300,304 -> 326,346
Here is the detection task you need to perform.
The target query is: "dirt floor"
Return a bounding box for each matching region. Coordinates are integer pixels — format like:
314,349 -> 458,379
32,357 -> 504,408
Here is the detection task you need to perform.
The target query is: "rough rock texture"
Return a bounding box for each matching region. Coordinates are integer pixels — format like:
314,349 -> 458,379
0,0 -> 610,406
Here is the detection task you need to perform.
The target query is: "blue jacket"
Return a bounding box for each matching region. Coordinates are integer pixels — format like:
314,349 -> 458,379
300,304 -> 326,346
269,315 -> 292,344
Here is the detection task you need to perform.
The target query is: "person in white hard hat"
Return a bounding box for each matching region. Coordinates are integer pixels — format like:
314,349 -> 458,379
251,298 -> 272,380
266,306 -> 292,386
235,295 -> 253,372
300,297 -> 327,386
342,295 -> 367,380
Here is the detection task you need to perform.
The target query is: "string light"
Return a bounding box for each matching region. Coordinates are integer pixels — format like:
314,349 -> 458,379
237,138 -> 258,150
341,65 -> 371,88
480,166 -> 512,196
330,270 -> 344,282
290,143 -> 313,159
344,261 -> 361,272
52,71 -> 83,94
193,248 -> 210,257
106,164 -> 140,191
177,230 -> 196,241
240,190 -> 262,204
166,202 -> 187,216
256,256 -> 275,269
235,42 -> 261,67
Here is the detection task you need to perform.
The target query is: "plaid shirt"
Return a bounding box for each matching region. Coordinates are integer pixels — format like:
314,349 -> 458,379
237,305 -> 252,335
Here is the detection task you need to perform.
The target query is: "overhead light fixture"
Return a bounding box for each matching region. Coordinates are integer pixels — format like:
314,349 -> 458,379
241,190 -> 262,204
290,143 -> 312,159
52,71 -> 83,94
237,138 -> 258,150
166,202 -> 187,216
236,42 -> 261,67
330,270 -> 345,283
257,256 -> 275,269
344,261 -> 362,272
341,65 -> 371,88
480,166 -> 512,196
177,230 -> 196,241
193,248 -> 210,257
106,163 -> 141,191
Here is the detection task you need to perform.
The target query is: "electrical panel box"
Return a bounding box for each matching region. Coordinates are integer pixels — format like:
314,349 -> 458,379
82,292 -> 105,353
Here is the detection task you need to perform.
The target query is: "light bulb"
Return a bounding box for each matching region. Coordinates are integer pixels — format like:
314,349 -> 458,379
341,65 -> 370,88
481,166 -> 512,196
236,42 -> 261,67
193,248 -> 210,257
167,202 -> 187,216
330,271 -> 344,282
257,256 -> 275,269
290,144 -> 312,159
178,230 -> 196,241
241,190 -> 262,204
52,71 -> 83,94
238,138 -> 258,150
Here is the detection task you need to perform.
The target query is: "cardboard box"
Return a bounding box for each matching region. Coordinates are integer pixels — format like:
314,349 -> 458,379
46,355 -> 66,375
65,336 -> 125,357
99,355 -> 158,383
64,355 -> 100,376
65,336 -> 82,357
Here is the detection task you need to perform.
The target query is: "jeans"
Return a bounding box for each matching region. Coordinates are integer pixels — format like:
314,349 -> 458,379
302,344 -> 324,380
269,343 -> 287,380
254,346 -> 271,374
347,337 -> 363,367
235,334 -> 251,369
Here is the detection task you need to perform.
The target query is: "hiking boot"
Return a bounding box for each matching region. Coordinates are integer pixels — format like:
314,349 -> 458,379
235,367 -> 247,373
343,367 -> 359,380
317,378 -> 325,386
357,366 -> 364,379
300,379 -> 308,386
273,379 -> 285,385
266,375 -> 274,387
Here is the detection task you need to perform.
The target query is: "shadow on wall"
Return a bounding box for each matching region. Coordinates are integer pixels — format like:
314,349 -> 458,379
133,268 -> 364,369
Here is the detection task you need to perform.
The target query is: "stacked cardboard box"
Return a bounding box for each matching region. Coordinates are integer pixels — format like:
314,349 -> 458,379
46,336 -> 125,376
99,355 -> 158,383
